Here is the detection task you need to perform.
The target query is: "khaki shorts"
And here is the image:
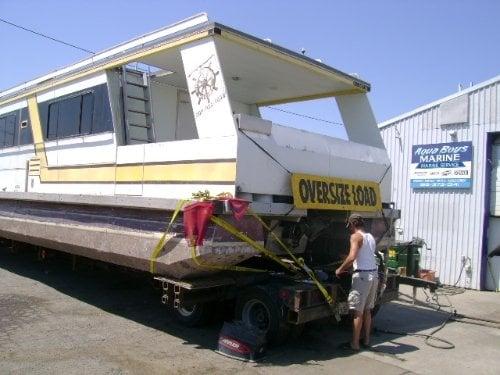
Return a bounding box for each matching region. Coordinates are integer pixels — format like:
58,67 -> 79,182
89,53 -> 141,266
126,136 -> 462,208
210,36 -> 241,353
348,271 -> 379,312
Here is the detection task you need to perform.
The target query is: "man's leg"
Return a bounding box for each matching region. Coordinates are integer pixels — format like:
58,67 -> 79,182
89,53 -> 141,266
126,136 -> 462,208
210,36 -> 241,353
363,275 -> 378,346
351,310 -> 363,350
362,309 -> 372,346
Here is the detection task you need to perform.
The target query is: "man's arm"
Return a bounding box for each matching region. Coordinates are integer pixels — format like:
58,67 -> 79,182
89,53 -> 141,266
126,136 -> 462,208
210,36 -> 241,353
336,232 -> 363,276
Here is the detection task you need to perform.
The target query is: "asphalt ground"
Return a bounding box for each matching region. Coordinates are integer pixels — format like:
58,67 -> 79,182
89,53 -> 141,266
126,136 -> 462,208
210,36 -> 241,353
1,247 -> 499,374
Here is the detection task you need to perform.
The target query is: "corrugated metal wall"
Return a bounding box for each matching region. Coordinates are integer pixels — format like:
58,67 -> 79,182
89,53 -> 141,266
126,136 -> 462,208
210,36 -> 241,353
380,78 -> 500,289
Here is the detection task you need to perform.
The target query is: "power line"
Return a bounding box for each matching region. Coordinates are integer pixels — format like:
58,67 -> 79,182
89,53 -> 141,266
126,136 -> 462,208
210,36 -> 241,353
0,17 -> 95,54
264,106 -> 344,126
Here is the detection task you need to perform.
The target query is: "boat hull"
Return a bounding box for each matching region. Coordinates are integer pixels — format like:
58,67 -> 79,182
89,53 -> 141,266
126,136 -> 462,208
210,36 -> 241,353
0,200 -> 261,279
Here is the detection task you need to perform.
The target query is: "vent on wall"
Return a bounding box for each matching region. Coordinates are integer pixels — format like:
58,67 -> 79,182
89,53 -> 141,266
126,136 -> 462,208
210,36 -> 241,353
439,94 -> 469,126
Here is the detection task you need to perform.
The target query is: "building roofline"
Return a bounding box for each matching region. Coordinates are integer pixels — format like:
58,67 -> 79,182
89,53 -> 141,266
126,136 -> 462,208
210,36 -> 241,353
378,74 -> 500,129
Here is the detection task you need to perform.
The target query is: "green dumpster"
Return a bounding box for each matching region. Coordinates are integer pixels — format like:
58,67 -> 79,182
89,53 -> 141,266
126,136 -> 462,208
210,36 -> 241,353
386,241 -> 421,277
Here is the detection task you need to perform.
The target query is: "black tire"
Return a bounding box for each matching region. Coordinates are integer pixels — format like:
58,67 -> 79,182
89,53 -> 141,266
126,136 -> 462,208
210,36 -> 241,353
235,288 -> 289,344
173,303 -> 212,327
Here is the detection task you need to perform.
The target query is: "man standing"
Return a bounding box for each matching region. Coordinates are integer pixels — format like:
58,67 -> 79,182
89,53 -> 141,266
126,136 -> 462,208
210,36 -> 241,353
336,213 -> 378,351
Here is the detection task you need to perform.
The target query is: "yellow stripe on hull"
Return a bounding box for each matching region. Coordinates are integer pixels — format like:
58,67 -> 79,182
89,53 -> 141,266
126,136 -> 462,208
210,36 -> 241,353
39,162 -> 236,183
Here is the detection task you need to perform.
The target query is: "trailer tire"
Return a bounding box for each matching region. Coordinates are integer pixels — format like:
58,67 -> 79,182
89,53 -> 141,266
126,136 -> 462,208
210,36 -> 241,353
173,303 -> 212,327
235,288 -> 288,344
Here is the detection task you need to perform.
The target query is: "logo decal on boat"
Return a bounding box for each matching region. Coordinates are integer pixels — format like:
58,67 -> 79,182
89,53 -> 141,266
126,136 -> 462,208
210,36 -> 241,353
188,55 -> 227,118
189,55 -> 220,104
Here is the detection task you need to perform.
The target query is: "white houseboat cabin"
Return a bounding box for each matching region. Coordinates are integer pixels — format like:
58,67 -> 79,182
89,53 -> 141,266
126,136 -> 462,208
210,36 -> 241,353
0,14 -> 393,279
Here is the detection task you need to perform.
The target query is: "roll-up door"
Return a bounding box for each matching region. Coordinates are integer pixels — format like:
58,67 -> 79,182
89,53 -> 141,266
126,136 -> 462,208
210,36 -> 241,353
486,136 -> 500,291
491,139 -> 500,216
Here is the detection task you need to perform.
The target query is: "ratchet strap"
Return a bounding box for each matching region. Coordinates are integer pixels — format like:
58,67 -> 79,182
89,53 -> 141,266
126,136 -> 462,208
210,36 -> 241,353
248,209 -> 334,306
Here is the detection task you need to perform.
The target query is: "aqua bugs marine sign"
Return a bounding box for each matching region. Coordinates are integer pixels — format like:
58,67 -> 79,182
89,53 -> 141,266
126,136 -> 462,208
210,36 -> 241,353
410,141 -> 473,188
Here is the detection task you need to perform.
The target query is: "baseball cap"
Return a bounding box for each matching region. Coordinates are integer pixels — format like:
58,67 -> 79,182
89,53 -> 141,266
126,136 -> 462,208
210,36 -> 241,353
346,213 -> 364,228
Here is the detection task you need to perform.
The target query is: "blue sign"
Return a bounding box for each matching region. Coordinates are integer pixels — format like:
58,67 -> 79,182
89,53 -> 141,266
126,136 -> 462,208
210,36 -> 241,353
410,141 -> 473,188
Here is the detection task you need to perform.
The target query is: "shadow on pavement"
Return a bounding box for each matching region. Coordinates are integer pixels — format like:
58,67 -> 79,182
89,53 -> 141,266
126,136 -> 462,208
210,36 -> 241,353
0,247 -> 451,365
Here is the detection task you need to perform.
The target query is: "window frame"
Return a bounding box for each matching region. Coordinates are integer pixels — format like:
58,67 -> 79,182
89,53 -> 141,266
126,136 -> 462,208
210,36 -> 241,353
46,89 -> 95,141
0,111 -> 19,149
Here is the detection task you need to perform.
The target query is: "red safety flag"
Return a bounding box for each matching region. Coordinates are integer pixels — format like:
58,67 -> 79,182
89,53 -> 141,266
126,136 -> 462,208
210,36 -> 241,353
228,198 -> 249,221
183,201 -> 214,246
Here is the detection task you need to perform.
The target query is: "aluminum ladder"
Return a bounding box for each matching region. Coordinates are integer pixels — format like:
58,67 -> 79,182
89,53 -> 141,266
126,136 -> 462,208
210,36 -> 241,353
121,67 -> 155,144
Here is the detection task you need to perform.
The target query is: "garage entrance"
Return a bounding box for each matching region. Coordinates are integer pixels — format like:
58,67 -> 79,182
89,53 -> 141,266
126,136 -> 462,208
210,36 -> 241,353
486,135 -> 500,291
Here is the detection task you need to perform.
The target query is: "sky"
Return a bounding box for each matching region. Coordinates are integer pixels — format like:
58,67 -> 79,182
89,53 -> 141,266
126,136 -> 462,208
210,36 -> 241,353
0,0 -> 499,138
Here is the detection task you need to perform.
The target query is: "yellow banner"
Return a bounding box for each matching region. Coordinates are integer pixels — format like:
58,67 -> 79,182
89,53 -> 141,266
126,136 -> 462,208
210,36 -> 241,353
291,173 -> 382,212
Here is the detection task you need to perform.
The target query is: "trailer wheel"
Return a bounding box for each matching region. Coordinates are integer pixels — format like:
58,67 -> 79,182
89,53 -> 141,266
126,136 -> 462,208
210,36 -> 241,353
173,303 -> 212,327
235,288 -> 288,344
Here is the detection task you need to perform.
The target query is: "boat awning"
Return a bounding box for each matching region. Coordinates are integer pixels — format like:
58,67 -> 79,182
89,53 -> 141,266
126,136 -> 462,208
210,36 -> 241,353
141,23 -> 370,106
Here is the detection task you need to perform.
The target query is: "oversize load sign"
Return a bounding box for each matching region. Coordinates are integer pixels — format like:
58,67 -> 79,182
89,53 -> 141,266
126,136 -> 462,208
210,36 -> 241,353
410,141 -> 473,188
291,174 -> 382,212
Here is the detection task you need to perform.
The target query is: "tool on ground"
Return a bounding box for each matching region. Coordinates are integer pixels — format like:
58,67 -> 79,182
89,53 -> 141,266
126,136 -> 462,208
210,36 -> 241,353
216,321 -> 267,362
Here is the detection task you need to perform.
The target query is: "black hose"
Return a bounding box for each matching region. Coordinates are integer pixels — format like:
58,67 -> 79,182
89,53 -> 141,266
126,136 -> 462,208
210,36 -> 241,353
380,283 -> 500,352
375,313 -> 455,349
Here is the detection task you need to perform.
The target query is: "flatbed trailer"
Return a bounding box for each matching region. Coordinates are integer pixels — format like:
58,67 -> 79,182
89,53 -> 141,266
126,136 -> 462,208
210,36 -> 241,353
154,266 -> 402,342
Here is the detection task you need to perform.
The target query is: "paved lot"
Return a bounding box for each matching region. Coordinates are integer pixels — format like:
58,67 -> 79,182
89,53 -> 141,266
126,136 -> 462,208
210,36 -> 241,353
1,248 -> 499,374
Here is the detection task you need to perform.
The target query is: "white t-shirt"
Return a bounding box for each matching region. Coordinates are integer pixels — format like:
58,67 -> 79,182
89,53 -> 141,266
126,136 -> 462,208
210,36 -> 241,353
353,232 -> 377,271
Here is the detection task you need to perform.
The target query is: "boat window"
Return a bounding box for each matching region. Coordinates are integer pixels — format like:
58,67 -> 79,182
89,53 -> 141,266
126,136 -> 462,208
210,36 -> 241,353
56,95 -> 81,138
80,93 -> 94,134
91,84 -> 113,134
47,102 -> 59,139
0,112 -> 18,148
41,83 -> 113,140
0,117 -> 5,147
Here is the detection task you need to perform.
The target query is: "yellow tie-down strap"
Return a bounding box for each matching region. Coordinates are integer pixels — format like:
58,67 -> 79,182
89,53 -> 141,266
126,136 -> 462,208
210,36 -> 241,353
211,213 -> 334,307
149,199 -> 268,274
149,200 -> 187,274
150,199 -> 334,308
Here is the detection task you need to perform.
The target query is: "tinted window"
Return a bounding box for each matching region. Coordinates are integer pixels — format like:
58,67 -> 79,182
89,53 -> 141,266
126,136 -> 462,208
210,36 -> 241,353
4,113 -> 17,147
57,95 -> 81,138
47,102 -> 59,140
92,85 -> 113,133
19,107 -> 33,145
0,117 -> 5,147
80,93 -> 94,135
0,112 -> 18,148
40,83 -> 113,140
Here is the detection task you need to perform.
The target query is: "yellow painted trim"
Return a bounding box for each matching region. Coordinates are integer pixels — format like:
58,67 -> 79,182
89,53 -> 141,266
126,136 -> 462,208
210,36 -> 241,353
0,32 -> 210,107
37,162 -> 236,183
27,96 -> 47,163
219,31 -> 369,93
255,89 -> 363,106
141,162 -> 236,182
